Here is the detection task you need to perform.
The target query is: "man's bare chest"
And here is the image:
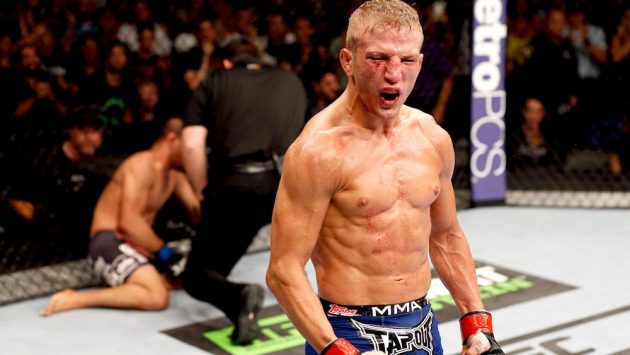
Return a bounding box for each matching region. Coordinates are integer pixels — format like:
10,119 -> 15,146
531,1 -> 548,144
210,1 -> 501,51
333,142 -> 441,218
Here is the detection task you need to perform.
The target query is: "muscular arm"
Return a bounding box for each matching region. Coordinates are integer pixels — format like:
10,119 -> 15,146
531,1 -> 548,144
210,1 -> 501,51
266,139 -> 338,352
428,128 -> 484,315
117,165 -> 164,255
173,172 -> 201,225
181,125 -> 208,199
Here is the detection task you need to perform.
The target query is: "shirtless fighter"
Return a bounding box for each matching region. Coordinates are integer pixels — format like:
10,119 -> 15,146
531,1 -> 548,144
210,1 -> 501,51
42,118 -> 200,316
266,1 -> 504,354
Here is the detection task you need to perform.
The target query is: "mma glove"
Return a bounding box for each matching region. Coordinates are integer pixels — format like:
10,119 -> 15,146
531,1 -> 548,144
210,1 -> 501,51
459,311 -> 505,354
152,244 -> 186,278
320,338 -> 385,355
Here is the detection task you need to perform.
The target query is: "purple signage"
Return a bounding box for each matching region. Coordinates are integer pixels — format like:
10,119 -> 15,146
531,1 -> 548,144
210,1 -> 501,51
470,0 -> 507,203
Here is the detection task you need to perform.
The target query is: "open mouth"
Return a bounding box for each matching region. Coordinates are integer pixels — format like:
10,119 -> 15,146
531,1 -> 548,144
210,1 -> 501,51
380,91 -> 400,104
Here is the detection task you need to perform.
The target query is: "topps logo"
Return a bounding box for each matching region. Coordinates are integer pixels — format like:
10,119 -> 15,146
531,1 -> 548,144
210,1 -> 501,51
328,304 -> 357,316
350,313 -> 434,355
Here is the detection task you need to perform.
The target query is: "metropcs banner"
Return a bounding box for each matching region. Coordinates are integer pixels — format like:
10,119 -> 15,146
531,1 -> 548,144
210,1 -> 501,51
470,0 -> 507,203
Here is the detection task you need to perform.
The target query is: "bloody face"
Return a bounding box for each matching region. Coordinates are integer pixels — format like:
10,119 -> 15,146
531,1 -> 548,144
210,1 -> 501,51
347,27 -> 423,120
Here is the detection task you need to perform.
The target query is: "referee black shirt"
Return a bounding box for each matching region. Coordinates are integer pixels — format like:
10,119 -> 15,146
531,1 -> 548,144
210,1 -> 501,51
184,58 -> 307,161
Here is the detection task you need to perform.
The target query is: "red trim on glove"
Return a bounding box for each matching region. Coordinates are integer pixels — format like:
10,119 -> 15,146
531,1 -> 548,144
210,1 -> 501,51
459,311 -> 493,344
321,338 -> 361,355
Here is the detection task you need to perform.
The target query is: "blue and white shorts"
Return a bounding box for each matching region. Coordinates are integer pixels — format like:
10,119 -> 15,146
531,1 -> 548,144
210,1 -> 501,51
305,297 -> 443,355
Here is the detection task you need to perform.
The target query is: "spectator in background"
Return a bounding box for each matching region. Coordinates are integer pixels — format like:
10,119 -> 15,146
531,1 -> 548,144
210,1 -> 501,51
117,1 -> 172,57
507,97 -> 560,169
0,35 -> 15,69
129,80 -> 166,152
0,35 -> 19,128
224,3 -> 277,66
92,41 -> 136,156
41,118 -> 200,317
181,37 -> 306,345
515,6 -> 580,161
72,0 -> 100,47
96,6 -> 122,50
129,25 -> 160,86
32,23 -> 67,80
306,66 -> 340,118
3,106 -> 110,254
405,3 -> 454,126
506,0 -> 536,76
567,3 -> 607,81
264,8 -> 298,69
65,35 -> 103,105
291,15 -> 317,74
611,7 -> 630,66
12,70 -> 66,144
174,17 -> 221,92
603,6 -> 630,175
567,2 -> 608,145
168,17 -> 222,120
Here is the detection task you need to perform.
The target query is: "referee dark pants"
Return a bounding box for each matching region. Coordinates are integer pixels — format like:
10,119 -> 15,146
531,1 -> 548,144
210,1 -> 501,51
181,166 -> 278,323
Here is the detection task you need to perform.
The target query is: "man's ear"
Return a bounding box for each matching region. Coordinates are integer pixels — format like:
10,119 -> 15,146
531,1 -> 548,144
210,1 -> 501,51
339,48 -> 353,77
166,131 -> 178,143
223,59 -> 234,69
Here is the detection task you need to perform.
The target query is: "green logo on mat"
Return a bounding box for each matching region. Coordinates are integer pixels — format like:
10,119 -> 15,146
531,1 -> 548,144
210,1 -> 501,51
203,314 -> 305,355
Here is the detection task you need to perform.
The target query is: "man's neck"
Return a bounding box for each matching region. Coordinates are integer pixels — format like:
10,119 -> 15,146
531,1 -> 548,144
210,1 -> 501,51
340,86 -> 400,135
149,141 -> 171,170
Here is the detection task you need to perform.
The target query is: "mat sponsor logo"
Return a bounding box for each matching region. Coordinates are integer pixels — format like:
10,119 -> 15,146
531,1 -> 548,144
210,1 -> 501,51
202,313 -> 303,355
163,262 -> 574,354
428,262 -> 574,322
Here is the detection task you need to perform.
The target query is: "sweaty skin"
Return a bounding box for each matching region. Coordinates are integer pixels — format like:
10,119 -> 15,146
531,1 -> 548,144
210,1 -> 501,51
267,25 -> 486,354
308,105 -> 441,305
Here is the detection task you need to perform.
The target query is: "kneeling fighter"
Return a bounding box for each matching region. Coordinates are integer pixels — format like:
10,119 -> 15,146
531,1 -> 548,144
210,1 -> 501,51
266,0 -> 504,354
42,118 -> 200,316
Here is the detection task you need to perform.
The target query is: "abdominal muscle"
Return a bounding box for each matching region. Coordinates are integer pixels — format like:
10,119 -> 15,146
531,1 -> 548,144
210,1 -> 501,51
313,205 -> 433,305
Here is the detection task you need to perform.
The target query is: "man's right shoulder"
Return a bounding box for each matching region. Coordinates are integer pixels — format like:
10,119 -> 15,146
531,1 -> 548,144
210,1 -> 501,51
117,151 -> 153,176
286,123 -> 347,171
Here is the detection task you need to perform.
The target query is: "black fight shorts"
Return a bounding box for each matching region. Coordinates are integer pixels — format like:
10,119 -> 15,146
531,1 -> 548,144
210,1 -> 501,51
88,231 -> 149,286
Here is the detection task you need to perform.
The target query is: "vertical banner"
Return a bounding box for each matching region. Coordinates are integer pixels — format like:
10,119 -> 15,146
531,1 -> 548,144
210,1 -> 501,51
470,0 -> 507,203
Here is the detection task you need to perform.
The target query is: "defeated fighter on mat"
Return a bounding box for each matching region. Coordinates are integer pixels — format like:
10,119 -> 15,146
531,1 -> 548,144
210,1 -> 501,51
41,118 -> 200,316
266,1 -> 504,354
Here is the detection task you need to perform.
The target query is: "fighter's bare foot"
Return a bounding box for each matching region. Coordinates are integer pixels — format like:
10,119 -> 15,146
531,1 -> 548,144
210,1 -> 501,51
40,289 -> 82,317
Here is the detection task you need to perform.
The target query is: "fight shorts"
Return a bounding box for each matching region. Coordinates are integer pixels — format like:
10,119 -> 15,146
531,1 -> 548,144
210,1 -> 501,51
88,231 -> 149,287
305,297 -> 443,355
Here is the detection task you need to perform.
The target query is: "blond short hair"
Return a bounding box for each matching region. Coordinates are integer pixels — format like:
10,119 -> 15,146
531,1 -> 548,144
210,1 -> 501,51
346,0 -> 422,52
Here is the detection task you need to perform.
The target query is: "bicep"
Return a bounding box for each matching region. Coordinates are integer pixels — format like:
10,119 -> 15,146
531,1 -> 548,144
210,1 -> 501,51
429,175 -> 460,236
182,125 -> 207,151
184,80 -> 209,126
429,127 -> 460,236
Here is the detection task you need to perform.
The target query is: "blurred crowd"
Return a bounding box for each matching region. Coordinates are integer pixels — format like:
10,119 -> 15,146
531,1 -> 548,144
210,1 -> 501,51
505,0 -> 630,175
0,0 -> 628,252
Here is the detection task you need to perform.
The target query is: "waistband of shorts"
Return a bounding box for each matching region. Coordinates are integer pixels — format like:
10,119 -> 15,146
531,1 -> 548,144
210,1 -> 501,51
320,296 -> 429,317
91,230 -> 116,239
